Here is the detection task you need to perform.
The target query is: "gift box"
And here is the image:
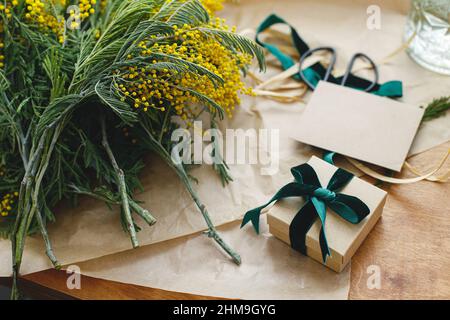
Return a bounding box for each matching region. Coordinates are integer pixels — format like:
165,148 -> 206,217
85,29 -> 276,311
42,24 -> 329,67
267,156 -> 387,272
242,156 -> 387,272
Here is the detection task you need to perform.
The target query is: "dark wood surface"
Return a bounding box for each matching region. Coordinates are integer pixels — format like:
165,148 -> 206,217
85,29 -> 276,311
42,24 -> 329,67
8,141 -> 450,300
21,269 -> 221,300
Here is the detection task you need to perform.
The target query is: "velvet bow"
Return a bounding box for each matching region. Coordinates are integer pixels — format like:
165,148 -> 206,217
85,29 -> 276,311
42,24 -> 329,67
241,163 -> 370,262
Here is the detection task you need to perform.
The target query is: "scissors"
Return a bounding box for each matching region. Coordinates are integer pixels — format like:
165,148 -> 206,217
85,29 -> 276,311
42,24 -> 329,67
298,46 -> 379,92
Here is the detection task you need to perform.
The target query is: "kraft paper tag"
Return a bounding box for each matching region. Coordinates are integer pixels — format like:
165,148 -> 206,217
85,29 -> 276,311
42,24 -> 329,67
291,81 -> 424,171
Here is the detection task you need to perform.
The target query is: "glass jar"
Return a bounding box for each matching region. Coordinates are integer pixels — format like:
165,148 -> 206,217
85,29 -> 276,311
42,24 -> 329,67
404,0 -> 450,75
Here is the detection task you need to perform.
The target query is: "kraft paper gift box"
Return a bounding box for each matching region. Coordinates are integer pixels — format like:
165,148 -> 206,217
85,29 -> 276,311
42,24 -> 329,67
266,156 -> 387,272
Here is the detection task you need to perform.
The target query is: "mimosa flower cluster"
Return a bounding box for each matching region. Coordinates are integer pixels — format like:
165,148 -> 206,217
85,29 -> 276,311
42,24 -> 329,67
1,192 -> 18,217
0,1 -> 17,68
0,164 -> 18,217
0,0 -> 225,64
116,18 -> 254,123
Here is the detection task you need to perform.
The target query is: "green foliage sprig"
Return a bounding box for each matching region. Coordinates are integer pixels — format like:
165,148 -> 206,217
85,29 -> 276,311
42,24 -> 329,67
421,96 -> 450,123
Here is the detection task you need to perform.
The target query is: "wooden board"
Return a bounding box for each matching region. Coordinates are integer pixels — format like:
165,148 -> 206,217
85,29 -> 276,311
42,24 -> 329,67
349,141 -> 450,299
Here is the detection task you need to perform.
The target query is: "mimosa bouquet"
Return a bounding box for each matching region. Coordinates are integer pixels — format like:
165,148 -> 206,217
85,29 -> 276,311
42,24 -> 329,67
0,0 -> 264,298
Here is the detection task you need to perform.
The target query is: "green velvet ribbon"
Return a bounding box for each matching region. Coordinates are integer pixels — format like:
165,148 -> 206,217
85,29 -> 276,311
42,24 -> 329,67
241,163 -> 370,262
323,151 -> 337,165
256,14 -> 403,98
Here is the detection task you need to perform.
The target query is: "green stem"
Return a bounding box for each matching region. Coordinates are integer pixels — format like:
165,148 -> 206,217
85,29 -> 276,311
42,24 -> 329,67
11,121 -> 64,299
10,269 -> 20,300
13,129 -> 49,243
11,129 -> 49,299
35,209 -> 60,269
141,124 -> 241,265
158,104 -> 172,143
71,186 -> 157,227
101,117 -> 139,248
16,125 -> 60,264
173,162 -> 241,265
129,200 -> 157,226
211,120 -> 233,186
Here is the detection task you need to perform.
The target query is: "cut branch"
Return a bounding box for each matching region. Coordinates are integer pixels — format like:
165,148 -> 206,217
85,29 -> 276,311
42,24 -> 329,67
35,209 -> 60,269
141,124 -> 241,265
130,200 -> 157,226
70,185 -> 157,227
101,117 -> 139,248
174,162 -> 241,265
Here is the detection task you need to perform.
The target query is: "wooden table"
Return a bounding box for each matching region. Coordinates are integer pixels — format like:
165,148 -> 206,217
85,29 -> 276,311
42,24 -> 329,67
7,141 -> 450,299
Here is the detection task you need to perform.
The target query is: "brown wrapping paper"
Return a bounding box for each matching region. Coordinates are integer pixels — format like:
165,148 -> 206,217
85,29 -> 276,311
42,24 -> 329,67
0,0 -> 448,300
75,219 -> 351,300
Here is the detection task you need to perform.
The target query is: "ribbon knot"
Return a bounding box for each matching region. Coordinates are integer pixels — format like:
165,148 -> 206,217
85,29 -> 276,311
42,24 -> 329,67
241,163 -> 370,263
313,188 -> 336,202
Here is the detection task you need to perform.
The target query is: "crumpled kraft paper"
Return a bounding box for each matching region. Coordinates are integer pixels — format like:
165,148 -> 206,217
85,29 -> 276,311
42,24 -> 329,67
0,0 -> 449,300
75,219 -> 350,300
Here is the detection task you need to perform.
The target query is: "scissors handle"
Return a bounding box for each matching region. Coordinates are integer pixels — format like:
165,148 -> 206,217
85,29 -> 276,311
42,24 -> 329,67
341,53 -> 379,92
299,48 -> 379,92
298,47 -> 337,90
